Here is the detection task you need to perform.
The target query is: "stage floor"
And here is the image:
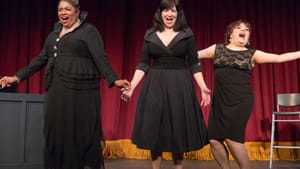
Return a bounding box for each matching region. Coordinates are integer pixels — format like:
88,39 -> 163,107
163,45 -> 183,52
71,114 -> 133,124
104,159 -> 300,169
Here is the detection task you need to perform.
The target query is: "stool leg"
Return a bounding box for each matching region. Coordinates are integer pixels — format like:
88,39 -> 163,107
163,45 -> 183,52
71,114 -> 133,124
269,113 -> 276,169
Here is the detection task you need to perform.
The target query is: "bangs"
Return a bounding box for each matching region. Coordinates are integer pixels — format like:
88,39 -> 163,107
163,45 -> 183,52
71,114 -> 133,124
159,0 -> 179,11
231,20 -> 251,32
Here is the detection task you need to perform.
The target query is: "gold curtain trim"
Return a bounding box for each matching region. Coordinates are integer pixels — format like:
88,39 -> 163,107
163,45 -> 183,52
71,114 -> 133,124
103,139 -> 300,160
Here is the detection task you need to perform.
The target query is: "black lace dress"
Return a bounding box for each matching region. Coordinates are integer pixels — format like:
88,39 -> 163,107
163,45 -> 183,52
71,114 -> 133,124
208,43 -> 256,143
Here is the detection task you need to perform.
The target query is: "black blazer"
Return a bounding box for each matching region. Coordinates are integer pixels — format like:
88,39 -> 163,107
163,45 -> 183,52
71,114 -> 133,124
15,12 -> 118,90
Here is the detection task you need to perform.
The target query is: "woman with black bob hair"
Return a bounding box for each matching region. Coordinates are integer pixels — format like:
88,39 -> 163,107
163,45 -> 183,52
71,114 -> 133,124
121,0 -> 210,169
153,0 -> 187,32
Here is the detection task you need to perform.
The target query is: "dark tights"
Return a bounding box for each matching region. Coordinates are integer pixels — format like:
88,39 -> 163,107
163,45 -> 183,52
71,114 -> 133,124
151,151 -> 183,164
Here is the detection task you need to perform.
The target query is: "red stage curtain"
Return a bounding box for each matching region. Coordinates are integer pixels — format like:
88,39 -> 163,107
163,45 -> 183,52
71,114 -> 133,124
1,0 -> 299,142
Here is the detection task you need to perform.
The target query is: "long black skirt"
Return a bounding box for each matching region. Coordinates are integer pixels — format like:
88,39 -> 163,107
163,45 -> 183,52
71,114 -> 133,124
43,71 -> 104,169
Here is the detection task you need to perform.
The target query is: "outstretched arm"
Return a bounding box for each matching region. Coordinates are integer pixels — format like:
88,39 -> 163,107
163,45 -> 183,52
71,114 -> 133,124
120,69 -> 145,102
253,50 -> 300,64
197,44 -> 216,59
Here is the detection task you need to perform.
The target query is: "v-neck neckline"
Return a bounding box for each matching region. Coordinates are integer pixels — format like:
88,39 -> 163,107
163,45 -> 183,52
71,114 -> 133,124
155,31 -> 179,48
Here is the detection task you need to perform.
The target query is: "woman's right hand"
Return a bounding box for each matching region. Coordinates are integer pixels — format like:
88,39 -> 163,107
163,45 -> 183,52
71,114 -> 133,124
0,76 -> 19,88
200,87 -> 211,107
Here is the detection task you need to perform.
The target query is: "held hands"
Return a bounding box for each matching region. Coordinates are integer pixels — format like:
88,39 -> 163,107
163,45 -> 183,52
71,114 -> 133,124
114,79 -> 132,102
114,79 -> 131,90
120,88 -> 133,102
200,87 -> 211,107
0,76 -> 19,89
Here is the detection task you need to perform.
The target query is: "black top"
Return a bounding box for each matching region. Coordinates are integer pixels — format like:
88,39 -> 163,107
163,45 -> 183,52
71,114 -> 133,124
15,12 -> 118,90
214,43 -> 255,71
136,27 -> 202,73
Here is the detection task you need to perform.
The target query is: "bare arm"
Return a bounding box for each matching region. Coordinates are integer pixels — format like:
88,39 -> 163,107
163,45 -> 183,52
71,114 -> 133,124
253,50 -> 300,64
193,72 -> 211,107
196,44 -> 215,106
129,69 -> 145,90
197,44 -> 216,59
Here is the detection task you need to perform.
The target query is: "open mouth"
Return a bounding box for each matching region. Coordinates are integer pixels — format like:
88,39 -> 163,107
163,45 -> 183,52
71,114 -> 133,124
166,17 -> 173,21
239,33 -> 245,38
165,17 -> 174,24
60,16 -> 69,24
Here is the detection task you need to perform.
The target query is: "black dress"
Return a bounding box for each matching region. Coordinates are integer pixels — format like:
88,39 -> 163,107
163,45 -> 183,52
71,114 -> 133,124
15,13 -> 117,169
208,43 -> 256,143
132,27 -> 208,154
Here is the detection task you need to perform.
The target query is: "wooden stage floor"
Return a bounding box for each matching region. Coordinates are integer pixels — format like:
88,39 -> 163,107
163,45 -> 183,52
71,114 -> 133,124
104,158 -> 300,169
